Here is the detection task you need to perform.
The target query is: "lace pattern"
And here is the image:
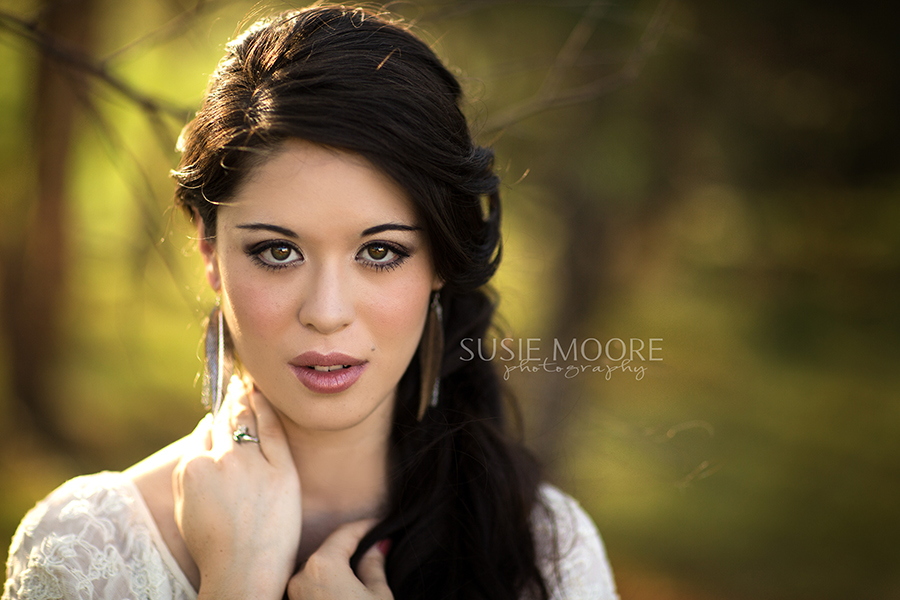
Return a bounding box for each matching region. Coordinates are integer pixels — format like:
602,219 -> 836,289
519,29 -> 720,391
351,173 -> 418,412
533,486 -> 619,599
4,473 -> 616,599
3,472 -> 195,600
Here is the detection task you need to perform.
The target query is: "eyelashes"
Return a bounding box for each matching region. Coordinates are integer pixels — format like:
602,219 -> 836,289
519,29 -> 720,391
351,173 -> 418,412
358,241 -> 410,272
246,241 -> 303,270
244,239 -> 411,272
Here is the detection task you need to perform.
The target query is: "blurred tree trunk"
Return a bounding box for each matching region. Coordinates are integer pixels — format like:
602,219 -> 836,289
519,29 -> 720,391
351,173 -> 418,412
526,181 -> 666,472
1,0 -> 96,453
526,184 -> 611,465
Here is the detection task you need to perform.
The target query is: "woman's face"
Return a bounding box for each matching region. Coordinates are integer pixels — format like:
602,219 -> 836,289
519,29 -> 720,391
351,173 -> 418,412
199,139 -> 440,433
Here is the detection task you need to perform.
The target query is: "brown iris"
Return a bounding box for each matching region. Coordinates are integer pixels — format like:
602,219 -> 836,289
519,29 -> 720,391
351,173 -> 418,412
270,245 -> 292,261
367,245 -> 388,260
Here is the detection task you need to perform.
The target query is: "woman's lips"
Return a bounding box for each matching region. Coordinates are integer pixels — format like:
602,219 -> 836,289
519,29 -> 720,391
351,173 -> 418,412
289,351 -> 367,394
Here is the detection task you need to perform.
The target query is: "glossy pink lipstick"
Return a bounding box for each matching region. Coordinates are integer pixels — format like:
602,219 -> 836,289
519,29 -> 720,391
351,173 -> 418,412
289,351 -> 366,394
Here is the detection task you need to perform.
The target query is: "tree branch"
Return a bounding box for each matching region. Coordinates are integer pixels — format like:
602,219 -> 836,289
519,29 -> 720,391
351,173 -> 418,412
0,9 -> 193,122
536,0 -> 608,99
482,0 -> 676,134
101,0 -> 237,65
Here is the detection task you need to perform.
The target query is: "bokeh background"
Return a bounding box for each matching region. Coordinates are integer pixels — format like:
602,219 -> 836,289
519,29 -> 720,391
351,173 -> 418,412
1,1 -> 898,598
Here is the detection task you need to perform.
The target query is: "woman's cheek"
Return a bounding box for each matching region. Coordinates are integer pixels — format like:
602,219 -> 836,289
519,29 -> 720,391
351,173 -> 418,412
224,273 -> 293,345
372,276 -> 431,331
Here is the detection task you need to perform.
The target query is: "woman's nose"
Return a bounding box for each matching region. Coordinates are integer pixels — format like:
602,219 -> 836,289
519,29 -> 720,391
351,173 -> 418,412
297,263 -> 354,335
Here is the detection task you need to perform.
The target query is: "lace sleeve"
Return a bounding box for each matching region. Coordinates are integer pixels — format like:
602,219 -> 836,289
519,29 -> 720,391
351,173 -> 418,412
532,485 -> 619,600
3,472 -> 196,600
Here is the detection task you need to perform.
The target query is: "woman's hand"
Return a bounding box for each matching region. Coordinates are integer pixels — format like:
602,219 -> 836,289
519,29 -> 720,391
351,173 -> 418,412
173,379 -> 302,600
287,519 -> 393,600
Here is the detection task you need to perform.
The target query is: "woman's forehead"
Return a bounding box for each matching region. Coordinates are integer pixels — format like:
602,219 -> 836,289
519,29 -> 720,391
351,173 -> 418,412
220,140 -> 419,229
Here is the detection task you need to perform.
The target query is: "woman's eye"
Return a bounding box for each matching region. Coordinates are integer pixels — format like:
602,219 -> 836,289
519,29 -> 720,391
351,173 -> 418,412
248,242 -> 303,268
358,242 -> 409,270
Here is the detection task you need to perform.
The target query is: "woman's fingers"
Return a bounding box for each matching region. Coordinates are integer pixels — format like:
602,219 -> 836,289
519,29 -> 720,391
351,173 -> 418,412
288,519 -> 393,600
172,413 -> 213,503
249,386 -> 293,467
314,519 -> 379,560
211,377 -> 256,455
191,413 -> 214,452
356,540 -> 390,594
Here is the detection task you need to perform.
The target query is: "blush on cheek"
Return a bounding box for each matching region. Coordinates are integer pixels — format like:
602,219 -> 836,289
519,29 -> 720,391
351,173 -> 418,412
367,282 -> 431,333
224,278 -> 290,341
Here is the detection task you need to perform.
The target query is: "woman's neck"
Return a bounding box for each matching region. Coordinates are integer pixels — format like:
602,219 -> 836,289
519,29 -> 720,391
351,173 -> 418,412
277,397 -> 393,514
277,405 -> 393,563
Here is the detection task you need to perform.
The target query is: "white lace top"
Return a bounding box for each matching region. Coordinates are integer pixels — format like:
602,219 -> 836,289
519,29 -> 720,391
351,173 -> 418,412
3,472 -> 617,599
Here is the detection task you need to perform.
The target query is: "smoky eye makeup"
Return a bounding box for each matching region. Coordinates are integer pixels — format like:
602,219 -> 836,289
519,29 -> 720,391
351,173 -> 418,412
244,239 -> 303,270
237,221 -> 421,272
356,222 -> 422,272
355,240 -> 412,272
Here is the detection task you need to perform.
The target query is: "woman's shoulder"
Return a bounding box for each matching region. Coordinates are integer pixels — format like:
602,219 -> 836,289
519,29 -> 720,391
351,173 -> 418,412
532,483 -> 619,600
3,471 -> 195,600
9,471 -> 140,548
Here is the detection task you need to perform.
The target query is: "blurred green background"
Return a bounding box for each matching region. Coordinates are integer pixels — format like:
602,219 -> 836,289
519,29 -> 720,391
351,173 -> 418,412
1,1 -> 898,598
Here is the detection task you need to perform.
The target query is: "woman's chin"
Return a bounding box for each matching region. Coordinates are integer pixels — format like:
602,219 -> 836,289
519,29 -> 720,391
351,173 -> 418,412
267,390 -> 395,436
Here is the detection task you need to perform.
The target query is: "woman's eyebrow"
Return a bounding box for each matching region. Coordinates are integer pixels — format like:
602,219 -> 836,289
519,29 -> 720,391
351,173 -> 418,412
235,223 -> 299,238
362,223 -> 421,236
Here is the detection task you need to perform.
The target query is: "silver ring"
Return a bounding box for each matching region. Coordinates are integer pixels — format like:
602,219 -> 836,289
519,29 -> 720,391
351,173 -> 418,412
232,425 -> 259,444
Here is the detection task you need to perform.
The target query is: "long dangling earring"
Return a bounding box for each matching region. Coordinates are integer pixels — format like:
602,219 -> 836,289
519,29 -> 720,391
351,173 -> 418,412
202,301 -> 233,417
418,291 -> 444,421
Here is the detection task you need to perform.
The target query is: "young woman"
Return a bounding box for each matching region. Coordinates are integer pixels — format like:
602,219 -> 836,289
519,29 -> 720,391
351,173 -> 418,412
4,6 -> 618,599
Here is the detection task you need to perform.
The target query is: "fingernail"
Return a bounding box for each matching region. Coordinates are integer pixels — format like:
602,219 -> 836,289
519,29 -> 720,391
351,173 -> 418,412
377,539 -> 391,556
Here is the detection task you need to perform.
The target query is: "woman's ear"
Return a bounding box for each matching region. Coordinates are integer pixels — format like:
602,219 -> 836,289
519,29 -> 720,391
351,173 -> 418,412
196,214 -> 221,292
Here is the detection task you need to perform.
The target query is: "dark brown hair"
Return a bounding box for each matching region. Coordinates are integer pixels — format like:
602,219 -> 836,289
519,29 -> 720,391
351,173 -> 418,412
173,6 -> 550,598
